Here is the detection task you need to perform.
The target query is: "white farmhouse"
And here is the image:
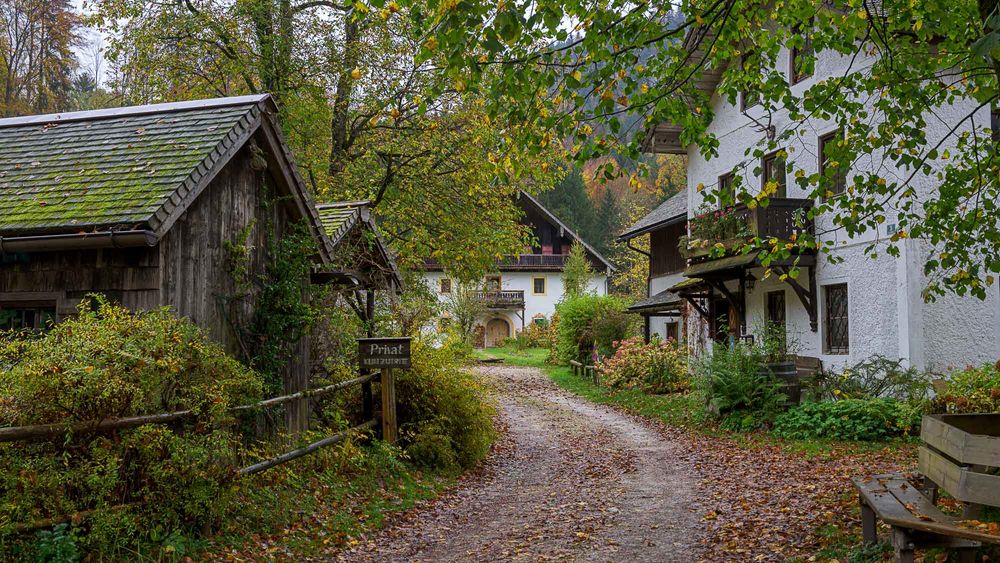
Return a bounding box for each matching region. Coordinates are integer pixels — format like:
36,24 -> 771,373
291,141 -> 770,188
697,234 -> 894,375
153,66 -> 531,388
424,192 -> 614,348
629,32 -> 1000,372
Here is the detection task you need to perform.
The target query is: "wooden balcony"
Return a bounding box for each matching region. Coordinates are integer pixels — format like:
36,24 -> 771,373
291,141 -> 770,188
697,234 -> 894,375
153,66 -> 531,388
683,198 -> 814,261
474,290 -> 525,309
424,254 -> 569,272
497,254 -> 569,270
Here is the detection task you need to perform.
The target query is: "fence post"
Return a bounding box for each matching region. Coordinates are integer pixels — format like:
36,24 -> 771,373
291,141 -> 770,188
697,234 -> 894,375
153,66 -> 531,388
363,290 -> 376,423
380,367 -> 398,444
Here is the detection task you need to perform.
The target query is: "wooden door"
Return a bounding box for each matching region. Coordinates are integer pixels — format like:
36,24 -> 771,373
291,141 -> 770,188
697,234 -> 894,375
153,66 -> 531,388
485,318 -> 511,348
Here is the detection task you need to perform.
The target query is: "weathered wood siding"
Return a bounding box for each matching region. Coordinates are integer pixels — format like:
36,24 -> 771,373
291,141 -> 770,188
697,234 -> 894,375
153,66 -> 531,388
156,143 -> 309,430
650,222 -> 686,277
0,140 -> 312,431
0,247 -> 160,316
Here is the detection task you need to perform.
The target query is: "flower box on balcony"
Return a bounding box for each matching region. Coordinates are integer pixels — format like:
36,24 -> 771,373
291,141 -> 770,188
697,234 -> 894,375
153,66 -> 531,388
681,199 -> 815,262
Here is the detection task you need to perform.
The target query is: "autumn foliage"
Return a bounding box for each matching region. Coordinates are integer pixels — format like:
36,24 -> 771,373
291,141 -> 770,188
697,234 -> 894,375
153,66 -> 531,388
0,298 -> 263,556
597,337 -> 688,394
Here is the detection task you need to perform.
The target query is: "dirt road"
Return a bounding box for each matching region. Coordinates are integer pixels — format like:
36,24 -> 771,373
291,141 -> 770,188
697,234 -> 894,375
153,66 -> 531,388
336,364 -> 703,562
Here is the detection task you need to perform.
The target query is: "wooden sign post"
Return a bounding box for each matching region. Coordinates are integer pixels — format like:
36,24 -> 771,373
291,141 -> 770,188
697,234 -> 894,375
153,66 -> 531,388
358,337 -> 411,444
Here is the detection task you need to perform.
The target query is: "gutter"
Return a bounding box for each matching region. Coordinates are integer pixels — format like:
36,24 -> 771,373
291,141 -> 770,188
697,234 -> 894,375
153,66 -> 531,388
0,230 -> 158,254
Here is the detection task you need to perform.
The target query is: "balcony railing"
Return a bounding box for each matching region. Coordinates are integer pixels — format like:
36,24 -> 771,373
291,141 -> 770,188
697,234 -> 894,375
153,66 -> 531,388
683,198 -> 814,261
497,254 -> 569,269
474,290 -> 525,308
425,254 -> 569,271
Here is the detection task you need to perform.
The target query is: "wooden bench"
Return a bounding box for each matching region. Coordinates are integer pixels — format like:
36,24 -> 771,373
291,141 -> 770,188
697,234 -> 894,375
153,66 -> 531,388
853,473 -> 1000,562
569,360 -> 599,385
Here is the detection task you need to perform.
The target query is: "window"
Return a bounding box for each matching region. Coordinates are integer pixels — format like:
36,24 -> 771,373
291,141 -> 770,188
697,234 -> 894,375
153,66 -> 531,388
439,278 -> 452,294
790,30 -> 814,84
824,283 -> 849,354
766,291 -> 786,326
532,277 -> 546,295
718,172 -> 736,207
0,302 -> 56,331
666,321 -> 680,342
819,131 -> 847,199
762,151 -> 787,198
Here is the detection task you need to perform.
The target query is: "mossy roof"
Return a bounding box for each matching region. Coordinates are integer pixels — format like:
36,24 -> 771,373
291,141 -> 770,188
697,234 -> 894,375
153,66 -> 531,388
315,201 -> 403,290
316,201 -> 370,243
0,96 -> 266,236
627,289 -> 682,313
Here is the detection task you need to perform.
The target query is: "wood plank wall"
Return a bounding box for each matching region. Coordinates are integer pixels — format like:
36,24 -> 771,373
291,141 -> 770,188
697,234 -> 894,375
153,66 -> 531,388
0,141 -> 312,432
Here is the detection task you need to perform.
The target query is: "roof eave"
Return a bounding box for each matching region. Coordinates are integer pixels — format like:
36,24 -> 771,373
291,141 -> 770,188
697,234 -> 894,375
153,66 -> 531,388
0,94 -> 271,129
618,213 -> 687,241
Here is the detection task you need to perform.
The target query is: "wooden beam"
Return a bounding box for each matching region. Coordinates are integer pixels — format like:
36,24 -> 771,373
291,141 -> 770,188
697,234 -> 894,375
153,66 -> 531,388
777,266 -> 817,332
705,279 -> 744,317
683,296 -> 711,319
381,368 -> 398,444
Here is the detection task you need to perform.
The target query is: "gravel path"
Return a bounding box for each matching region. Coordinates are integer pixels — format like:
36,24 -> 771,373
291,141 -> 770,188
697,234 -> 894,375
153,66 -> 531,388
336,364 -> 703,562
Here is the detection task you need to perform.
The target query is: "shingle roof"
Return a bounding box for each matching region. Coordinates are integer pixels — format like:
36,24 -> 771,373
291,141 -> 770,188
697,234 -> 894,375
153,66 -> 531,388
317,201 -> 370,244
0,95 -> 266,236
627,289 -> 682,312
316,201 -> 403,290
619,191 -> 688,240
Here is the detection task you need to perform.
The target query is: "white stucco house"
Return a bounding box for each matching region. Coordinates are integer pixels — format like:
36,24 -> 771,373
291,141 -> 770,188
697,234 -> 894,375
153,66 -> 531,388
424,192 -> 614,347
629,30 -> 1000,372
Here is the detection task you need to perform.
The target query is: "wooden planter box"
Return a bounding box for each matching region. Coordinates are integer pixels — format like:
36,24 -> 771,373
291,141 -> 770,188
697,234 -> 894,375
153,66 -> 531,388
919,414 -> 1000,507
680,238 -> 747,260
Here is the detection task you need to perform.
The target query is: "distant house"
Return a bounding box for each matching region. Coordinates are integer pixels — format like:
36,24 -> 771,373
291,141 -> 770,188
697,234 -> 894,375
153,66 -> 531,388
618,191 -> 687,342
0,95 -> 397,428
634,31 -> 1000,371
424,191 -> 615,347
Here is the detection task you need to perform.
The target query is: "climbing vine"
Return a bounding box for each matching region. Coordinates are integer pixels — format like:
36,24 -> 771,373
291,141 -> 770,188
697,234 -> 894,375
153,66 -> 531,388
223,194 -> 318,393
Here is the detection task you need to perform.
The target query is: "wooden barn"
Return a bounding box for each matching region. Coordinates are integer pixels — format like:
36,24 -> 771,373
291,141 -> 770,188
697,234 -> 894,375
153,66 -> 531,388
0,94 -> 397,429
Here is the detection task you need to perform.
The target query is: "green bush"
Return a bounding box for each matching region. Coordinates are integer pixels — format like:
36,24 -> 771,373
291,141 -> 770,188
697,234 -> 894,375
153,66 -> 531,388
597,336 -> 688,394
693,343 -> 785,428
772,399 -> 922,441
0,298 -> 263,558
395,339 -> 496,471
555,294 -> 631,365
933,360 -> 1000,413
809,354 -> 933,403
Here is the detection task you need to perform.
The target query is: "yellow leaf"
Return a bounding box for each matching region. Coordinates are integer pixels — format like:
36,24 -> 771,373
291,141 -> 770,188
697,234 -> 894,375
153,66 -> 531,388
350,68 -> 362,80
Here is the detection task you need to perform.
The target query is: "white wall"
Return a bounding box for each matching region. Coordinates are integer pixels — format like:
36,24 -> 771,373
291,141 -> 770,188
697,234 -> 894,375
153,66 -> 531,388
679,44 -> 1000,370
424,270 -> 608,338
647,272 -> 686,340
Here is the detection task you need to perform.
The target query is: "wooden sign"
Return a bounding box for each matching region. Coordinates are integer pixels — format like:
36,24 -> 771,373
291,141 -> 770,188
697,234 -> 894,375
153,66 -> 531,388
358,337 -> 411,370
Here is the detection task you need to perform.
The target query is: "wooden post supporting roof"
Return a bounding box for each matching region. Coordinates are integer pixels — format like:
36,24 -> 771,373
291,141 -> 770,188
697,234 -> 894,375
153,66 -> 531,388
775,265 -> 818,332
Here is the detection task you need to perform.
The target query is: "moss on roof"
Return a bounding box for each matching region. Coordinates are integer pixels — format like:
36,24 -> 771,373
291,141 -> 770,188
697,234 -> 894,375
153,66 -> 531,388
0,102 -> 260,235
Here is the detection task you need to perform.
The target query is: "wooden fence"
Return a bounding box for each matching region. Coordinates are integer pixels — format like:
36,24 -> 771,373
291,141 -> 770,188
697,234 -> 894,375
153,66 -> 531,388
0,369 -> 397,532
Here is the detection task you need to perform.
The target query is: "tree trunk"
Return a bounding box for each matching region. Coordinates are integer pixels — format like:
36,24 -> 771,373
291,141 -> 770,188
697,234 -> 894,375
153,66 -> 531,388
329,17 -> 361,178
